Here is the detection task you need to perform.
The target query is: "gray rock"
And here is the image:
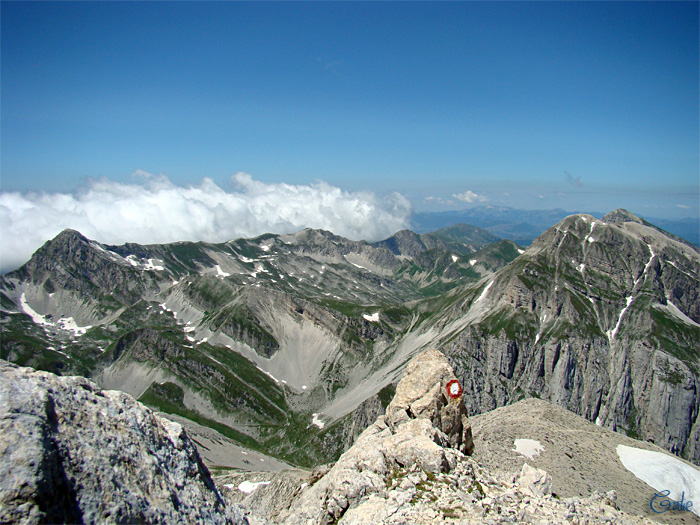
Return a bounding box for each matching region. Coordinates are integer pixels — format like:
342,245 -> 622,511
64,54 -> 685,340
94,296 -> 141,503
385,347 -> 474,454
281,348 -> 475,524
246,350 -> 660,524
517,463 -> 552,497
0,361 -> 246,524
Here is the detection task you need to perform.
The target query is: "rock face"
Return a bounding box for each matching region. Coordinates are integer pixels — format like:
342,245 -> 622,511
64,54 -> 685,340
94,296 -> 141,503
0,361 -> 245,524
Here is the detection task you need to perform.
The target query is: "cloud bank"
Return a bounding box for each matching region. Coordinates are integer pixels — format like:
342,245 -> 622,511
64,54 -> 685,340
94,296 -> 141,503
0,172 -> 412,273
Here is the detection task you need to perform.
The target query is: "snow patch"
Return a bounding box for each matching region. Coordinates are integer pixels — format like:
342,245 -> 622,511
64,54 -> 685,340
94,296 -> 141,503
517,249 -> 525,255
20,293 -> 51,327
214,265 -> 230,277
451,255 -> 459,263
143,258 -> 164,271
512,439 -> 545,460
237,481 -> 271,494
469,259 -> 477,266
20,293 -> 90,335
617,445 -> 700,517
474,280 -> 494,304
311,413 -> 325,429
608,296 -> 634,341
256,366 -> 281,384
363,312 -> 380,323
57,317 -> 91,336
349,261 -> 368,270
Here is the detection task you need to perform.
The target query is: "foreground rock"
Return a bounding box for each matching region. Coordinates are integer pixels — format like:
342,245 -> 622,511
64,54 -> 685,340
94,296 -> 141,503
278,348 -> 472,523
232,348 -> 657,524
0,361 -> 246,524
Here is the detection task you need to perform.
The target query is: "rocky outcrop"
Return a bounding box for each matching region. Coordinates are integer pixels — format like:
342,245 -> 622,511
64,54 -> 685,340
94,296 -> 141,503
385,348 -> 473,454
0,361 -> 246,524
232,349 -> 657,524
279,348 -> 473,524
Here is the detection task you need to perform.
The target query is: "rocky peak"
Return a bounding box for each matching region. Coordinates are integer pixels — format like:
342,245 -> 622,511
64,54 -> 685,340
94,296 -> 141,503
602,208 -> 644,225
29,228 -> 93,266
373,229 -> 427,257
385,347 -> 474,454
49,228 -> 90,244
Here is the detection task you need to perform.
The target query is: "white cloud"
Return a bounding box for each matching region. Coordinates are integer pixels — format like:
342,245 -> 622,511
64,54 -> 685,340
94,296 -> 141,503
0,172 -> 411,273
452,190 -> 487,203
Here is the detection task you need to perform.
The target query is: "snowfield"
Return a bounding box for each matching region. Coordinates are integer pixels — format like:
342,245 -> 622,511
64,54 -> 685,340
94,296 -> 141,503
617,445 -> 700,517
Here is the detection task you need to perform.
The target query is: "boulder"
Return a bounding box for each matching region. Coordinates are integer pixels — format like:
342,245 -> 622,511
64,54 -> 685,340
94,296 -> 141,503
0,361 -> 246,524
386,347 -> 474,454
517,463 -> 553,497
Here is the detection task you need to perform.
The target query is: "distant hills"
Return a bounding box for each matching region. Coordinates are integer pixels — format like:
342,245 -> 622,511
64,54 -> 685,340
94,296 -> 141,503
412,206 -> 700,247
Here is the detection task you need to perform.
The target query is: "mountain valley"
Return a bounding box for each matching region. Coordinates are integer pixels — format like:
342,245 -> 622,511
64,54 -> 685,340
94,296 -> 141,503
1,209 -> 698,470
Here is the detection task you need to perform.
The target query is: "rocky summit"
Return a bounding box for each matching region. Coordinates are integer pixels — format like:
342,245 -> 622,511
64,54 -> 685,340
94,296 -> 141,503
219,349 -> 661,524
0,361 -> 245,524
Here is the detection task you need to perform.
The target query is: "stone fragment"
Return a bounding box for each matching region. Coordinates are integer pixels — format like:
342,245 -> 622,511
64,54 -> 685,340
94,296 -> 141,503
517,462 -> 553,497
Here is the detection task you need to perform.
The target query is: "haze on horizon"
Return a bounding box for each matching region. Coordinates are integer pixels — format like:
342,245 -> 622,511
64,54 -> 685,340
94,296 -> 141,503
1,2 -> 698,271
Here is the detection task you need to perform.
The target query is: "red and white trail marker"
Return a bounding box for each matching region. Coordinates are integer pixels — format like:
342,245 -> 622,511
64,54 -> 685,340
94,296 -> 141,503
446,379 -> 462,400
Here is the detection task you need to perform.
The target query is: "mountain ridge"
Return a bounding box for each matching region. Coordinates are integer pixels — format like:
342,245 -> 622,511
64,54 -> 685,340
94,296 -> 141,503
1,209 -> 698,468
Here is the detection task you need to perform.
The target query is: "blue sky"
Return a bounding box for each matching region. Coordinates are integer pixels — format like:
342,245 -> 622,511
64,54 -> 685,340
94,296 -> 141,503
1,1 -> 698,244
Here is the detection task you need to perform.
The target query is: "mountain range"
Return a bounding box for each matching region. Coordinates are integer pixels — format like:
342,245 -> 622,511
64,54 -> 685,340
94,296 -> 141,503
0,208 -> 698,469
413,206 -> 700,248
